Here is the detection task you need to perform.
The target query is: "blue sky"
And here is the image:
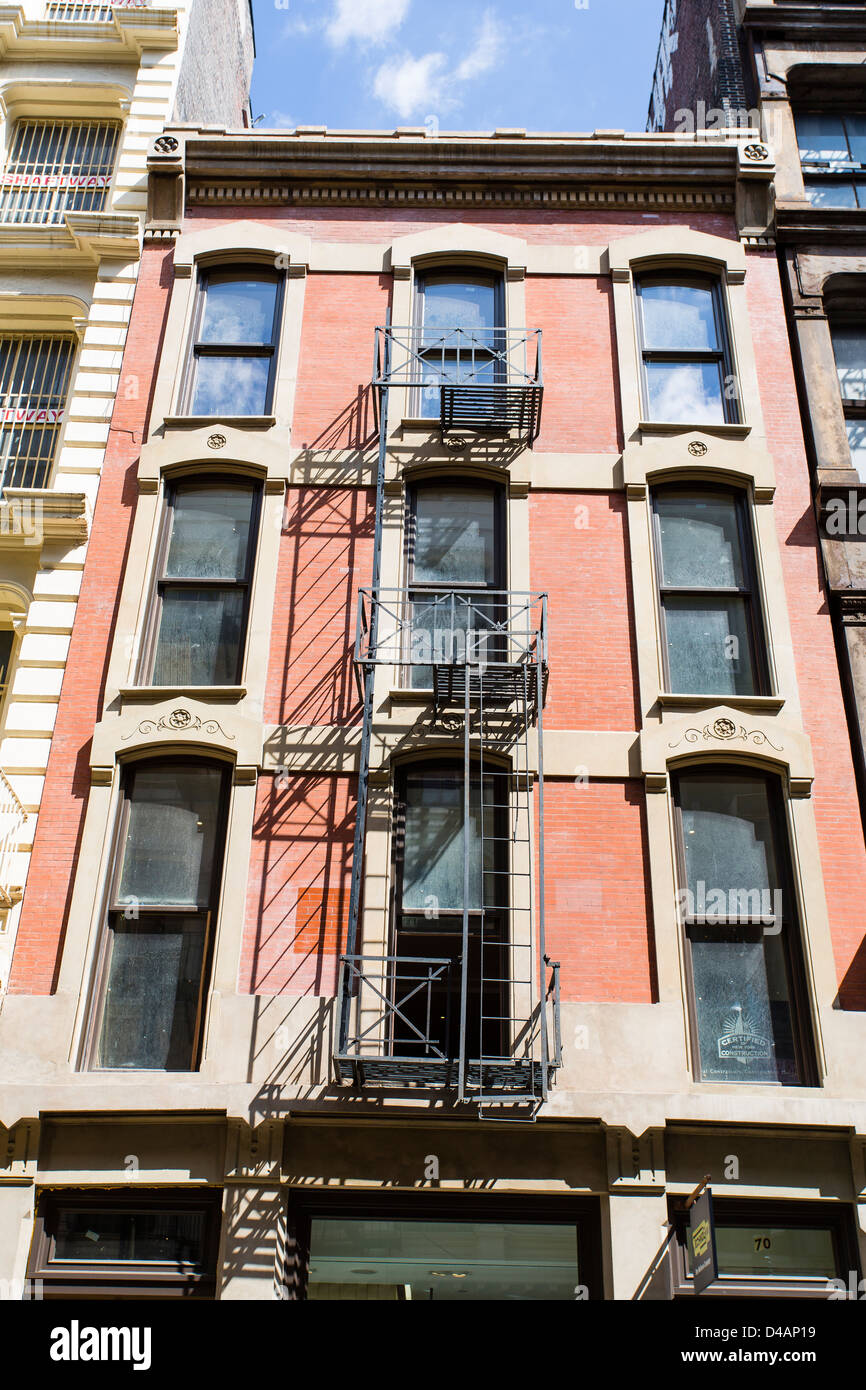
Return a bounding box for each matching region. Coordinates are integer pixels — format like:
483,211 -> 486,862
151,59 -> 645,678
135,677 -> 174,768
250,0 -> 667,134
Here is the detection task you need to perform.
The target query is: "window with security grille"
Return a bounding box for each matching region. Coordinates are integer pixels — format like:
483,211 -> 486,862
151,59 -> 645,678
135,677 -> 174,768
0,336 -> 75,491
45,3 -> 114,17
0,120 -> 119,225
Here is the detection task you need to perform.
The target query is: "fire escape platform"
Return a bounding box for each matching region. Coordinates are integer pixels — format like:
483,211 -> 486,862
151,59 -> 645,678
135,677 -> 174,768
431,661 -> 547,715
440,383 -> 543,440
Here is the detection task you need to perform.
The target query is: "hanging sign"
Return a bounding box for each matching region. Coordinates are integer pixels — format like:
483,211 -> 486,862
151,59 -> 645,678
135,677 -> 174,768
688,1186 -> 718,1295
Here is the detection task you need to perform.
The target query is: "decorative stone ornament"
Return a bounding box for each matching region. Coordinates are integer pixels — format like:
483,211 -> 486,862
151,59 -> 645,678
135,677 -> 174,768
743,143 -> 770,162
154,135 -> 179,154
207,433 -> 227,450
668,721 -> 782,751
687,440 -> 708,457
122,710 -> 235,740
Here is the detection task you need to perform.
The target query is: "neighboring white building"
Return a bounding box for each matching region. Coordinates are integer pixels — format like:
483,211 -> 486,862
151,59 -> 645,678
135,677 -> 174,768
0,0 -> 253,989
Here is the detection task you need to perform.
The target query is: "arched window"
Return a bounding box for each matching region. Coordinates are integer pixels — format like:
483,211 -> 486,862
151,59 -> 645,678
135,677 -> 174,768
635,273 -> 738,423
141,476 -> 262,687
405,477 -> 505,690
651,484 -> 767,695
184,266 -> 283,416
412,266 -> 505,418
86,757 -> 231,1071
391,759 -> 509,1062
672,766 -> 815,1087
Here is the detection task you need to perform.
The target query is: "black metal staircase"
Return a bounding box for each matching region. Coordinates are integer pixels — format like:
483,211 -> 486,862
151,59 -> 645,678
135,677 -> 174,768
334,319 -> 560,1116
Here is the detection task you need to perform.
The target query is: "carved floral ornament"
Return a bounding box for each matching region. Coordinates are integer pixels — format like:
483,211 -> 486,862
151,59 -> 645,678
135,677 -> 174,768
121,709 -> 235,741
668,718 -> 782,752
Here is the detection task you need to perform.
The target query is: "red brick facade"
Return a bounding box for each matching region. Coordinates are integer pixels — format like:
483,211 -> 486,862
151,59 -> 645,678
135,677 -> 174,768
11,206 -> 866,1026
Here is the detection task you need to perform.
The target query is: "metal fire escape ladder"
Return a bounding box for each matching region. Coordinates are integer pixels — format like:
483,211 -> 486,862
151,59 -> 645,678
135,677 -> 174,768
335,319 -> 562,1113
455,617 -> 554,1115
337,314 -> 391,1077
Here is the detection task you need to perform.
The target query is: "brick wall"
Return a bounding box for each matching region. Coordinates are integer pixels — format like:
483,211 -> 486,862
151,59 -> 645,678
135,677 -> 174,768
545,778 -> 656,1003
173,0 -> 254,128
240,770 -> 355,996
266,486 -> 374,728
648,0 -> 749,134
529,491 -> 639,731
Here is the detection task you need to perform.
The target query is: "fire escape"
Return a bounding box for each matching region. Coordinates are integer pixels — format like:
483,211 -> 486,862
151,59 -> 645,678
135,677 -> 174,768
334,318 -> 561,1116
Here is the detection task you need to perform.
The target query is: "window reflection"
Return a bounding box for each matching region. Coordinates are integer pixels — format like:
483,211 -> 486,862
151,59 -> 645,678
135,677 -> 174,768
187,269 -> 281,416
308,1218 -> 579,1300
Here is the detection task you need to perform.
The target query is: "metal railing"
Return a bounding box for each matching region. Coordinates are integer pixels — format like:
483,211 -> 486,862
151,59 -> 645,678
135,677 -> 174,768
355,588 -> 547,677
0,120 -> 119,226
374,325 -> 541,390
0,336 -> 75,493
45,1 -> 147,17
338,955 -> 453,1066
0,768 -> 26,907
336,951 -> 562,1093
372,324 -> 543,438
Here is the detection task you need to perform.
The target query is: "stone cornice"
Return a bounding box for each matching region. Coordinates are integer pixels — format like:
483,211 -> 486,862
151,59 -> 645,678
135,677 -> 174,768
148,130 -> 774,232
180,131 -> 755,191
742,3 -> 866,41
776,206 -> 866,248
186,182 -> 736,213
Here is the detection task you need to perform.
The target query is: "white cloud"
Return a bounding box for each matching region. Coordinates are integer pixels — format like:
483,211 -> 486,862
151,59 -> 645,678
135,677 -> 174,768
372,50 -> 450,120
455,10 -> 503,82
269,110 -> 297,129
370,11 -> 504,121
280,16 -> 317,39
326,0 -> 411,47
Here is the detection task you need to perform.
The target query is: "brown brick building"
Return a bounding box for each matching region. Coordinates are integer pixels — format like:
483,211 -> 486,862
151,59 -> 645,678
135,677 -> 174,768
650,0 -> 866,848
0,123 -> 864,1301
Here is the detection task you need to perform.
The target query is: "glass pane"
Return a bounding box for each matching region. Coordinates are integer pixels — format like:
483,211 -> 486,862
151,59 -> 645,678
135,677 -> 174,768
849,117 -> 866,166
421,274 -> 498,332
644,361 -> 726,423
164,485 -> 254,580
689,933 -> 798,1084
95,915 -> 207,1070
117,765 -> 224,908
846,419 -> 866,482
416,351 -> 497,418
663,595 -> 756,695
190,355 -> 271,416
831,326 -> 866,401
413,487 -> 497,585
795,113 -> 848,164
408,590 -> 501,690
198,274 -> 278,346
401,771 -> 498,914
308,1218 -> 578,1300
54,1208 -> 206,1264
656,492 -> 746,588
152,587 -> 244,686
639,282 -> 720,352
713,1226 -> 837,1279
804,179 -> 858,209
678,774 -> 779,901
